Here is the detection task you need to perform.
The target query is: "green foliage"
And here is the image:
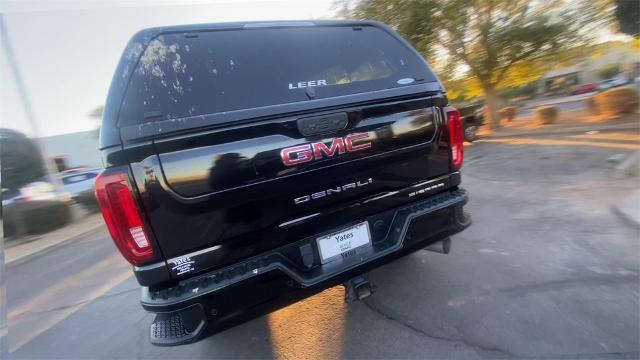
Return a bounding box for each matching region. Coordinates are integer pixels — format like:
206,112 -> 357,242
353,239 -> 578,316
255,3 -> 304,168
444,63 -> 542,102
0,129 -> 46,191
22,201 -> 71,234
615,0 -> 640,37
597,63 -> 622,80
497,81 -> 539,102
3,201 -> 71,237
343,0 -> 439,59
432,1 -> 574,87
340,0 -> 597,128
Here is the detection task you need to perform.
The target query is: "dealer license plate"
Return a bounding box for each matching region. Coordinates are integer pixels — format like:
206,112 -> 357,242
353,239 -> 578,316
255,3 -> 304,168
317,222 -> 371,263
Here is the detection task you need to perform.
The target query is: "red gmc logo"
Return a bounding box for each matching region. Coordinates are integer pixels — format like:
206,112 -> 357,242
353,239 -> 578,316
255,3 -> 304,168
280,133 -> 371,166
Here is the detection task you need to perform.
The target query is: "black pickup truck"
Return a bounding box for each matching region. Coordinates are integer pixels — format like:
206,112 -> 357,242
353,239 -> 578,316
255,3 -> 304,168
96,20 -> 471,346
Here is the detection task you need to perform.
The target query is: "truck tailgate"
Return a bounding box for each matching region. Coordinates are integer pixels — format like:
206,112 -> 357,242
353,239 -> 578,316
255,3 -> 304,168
125,95 -> 451,276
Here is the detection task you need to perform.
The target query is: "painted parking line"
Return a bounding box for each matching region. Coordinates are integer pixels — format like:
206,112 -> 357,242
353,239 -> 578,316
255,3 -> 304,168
9,254 -> 132,353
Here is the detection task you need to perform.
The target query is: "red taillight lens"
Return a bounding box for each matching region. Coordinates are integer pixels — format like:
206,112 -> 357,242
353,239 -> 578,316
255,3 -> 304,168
94,171 -> 155,265
445,107 -> 464,171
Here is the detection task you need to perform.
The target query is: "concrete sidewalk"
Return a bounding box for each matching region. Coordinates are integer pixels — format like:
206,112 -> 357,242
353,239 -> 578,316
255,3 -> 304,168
480,119 -> 639,139
612,189 -> 640,228
5,213 -> 105,265
522,93 -> 593,109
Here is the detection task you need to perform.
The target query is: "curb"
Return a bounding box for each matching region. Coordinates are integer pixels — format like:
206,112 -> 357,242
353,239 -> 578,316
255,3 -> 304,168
611,204 -> 640,230
480,122 -> 639,139
5,222 -> 105,266
522,93 -> 592,108
612,152 -> 640,179
610,188 -> 640,230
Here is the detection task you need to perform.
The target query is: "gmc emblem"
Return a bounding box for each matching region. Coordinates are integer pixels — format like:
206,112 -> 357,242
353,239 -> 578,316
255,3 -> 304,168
280,133 -> 371,166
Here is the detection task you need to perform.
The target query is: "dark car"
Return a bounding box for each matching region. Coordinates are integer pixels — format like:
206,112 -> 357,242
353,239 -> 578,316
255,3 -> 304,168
457,102 -> 485,142
96,20 -> 471,346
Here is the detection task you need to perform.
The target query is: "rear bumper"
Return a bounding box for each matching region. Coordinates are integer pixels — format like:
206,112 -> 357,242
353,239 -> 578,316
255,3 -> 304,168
142,188 -> 470,345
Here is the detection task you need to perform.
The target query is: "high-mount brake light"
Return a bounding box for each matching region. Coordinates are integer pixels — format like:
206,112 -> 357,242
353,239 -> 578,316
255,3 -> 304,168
94,171 -> 155,265
445,107 -> 464,171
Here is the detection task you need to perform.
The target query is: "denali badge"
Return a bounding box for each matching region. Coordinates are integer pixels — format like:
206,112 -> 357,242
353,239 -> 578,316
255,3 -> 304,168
280,133 -> 371,166
294,178 -> 373,205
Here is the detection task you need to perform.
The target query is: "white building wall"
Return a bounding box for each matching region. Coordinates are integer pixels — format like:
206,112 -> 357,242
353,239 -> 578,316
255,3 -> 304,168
37,130 -> 102,169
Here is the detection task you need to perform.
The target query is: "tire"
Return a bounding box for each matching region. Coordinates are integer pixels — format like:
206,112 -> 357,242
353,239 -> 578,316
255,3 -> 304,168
463,124 -> 478,142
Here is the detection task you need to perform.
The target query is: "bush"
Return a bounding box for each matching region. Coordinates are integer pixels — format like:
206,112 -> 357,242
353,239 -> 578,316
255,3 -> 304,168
3,201 -> 71,237
2,211 -> 19,238
585,96 -> 599,115
0,129 -> 46,191
593,87 -> 639,117
597,64 -> 621,80
533,106 -> 558,125
76,190 -> 100,213
22,201 -> 71,234
498,106 -> 517,122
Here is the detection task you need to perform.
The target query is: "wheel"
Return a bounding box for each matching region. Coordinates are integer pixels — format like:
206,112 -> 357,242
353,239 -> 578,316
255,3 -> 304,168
463,124 -> 478,142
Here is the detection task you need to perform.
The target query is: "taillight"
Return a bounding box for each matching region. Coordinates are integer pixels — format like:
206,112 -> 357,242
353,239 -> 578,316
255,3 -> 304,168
445,107 -> 464,171
94,170 -> 155,265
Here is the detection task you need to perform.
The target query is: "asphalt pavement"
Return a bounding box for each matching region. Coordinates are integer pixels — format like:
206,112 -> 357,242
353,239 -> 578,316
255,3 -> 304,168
7,129 -> 640,359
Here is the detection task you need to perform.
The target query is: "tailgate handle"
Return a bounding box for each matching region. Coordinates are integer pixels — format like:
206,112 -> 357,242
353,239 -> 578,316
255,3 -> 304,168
297,113 -> 348,137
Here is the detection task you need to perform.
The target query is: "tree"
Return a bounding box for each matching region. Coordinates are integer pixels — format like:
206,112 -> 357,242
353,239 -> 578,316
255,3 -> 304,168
615,0 -> 640,37
597,63 -> 622,80
0,129 -> 46,191
341,0 -> 584,128
443,58 -> 546,103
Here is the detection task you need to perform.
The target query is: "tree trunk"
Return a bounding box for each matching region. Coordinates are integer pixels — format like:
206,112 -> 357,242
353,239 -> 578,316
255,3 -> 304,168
483,85 -> 500,130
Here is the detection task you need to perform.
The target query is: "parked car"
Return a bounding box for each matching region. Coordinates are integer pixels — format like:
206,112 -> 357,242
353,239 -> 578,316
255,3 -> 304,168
59,168 -> 102,200
570,83 -> 598,95
2,180 -> 71,206
2,180 -> 72,237
97,20 -> 471,346
598,78 -> 628,91
457,102 -> 485,142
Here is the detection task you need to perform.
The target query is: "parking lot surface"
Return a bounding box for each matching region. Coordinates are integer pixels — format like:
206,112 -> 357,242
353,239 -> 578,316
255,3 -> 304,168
8,130 -> 639,359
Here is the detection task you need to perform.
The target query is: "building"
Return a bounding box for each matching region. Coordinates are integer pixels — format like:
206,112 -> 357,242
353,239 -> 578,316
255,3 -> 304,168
37,130 -> 102,170
540,41 -> 639,95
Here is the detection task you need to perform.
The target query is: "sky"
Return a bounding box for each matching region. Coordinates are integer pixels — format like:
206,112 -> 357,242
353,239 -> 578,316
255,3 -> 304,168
0,0 -> 336,137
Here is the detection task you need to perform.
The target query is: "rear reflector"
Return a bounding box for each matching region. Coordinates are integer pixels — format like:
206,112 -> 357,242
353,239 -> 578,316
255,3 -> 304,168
445,107 -> 464,171
95,170 -> 156,265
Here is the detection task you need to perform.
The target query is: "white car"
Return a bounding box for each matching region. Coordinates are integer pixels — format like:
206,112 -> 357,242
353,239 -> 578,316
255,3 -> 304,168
59,168 -> 102,200
2,181 -> 71,207
598,78 -> 628,91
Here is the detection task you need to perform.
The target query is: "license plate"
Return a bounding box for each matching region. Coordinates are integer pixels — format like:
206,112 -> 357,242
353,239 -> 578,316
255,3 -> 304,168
317,222 -> 371,264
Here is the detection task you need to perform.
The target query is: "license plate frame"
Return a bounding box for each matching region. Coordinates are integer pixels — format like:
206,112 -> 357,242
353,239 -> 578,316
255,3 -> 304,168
316,221 -> 371,264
